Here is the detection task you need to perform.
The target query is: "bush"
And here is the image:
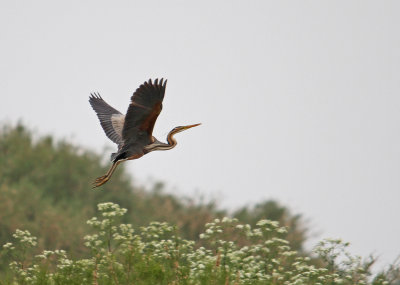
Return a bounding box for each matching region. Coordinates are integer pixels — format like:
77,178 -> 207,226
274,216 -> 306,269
2,202 -> 399,285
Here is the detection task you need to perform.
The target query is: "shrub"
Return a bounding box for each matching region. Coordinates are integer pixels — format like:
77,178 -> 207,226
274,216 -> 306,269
2,202 -> 399,285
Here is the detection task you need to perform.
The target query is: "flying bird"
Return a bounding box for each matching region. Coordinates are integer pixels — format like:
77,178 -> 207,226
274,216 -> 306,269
89,78 -> 200,188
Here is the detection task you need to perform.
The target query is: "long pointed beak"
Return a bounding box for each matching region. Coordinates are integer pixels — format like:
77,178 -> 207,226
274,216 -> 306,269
183,123 -> 201,130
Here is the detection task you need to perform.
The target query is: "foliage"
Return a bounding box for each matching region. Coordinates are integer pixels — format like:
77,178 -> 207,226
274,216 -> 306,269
3,123 -> 398,283
1,202 -> 399,285
233,201 -> 306,251
0,123 -> 308,273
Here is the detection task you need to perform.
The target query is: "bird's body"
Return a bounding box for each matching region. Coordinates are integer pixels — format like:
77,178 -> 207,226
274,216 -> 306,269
89,78 -> 200,187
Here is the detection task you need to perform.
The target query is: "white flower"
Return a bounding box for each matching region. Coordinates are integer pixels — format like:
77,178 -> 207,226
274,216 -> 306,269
3,242 -> 13,249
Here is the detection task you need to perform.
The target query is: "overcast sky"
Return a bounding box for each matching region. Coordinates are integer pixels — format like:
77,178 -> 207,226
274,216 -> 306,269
1,1 -> 399,269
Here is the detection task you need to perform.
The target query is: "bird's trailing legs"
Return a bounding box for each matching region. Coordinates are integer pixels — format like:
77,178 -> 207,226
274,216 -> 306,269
92,154 -> 143,188
92,160 -> 124,188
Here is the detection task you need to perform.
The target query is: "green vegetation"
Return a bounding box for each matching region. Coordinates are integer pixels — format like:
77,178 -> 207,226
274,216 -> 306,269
2,202 -> 400,284
0,123 -> 399,284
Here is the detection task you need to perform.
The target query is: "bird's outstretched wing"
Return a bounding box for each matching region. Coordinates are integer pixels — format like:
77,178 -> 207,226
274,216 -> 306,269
89,93 -> 125,147
122,78 -> 167,145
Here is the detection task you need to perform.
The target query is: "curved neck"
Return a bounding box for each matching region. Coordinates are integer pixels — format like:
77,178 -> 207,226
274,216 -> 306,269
144,129 -> 177,152
166,130 -> 178,148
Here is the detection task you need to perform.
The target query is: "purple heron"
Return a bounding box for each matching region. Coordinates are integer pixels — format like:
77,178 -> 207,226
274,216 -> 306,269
89,78 -> 200,188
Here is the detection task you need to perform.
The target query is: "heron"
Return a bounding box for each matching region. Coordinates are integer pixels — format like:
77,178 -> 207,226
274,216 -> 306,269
89,78 -> 200,188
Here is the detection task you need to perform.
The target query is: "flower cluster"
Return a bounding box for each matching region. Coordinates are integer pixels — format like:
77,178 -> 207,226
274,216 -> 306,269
1,202 -> 397,284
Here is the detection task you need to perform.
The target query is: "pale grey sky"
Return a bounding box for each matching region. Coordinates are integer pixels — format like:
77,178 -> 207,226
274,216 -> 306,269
1,1 -> 399,269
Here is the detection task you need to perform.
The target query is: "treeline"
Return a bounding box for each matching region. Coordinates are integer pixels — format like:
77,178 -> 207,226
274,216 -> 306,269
0,124 -> 306,271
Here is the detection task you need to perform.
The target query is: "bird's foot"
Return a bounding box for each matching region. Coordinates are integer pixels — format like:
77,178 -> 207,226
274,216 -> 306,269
92,175 -> 109,188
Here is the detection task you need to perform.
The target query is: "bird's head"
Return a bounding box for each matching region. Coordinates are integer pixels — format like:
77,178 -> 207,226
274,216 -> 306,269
170,123 -> 201,134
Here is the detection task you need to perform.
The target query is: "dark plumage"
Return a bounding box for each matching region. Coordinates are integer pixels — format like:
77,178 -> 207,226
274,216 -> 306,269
89,93 -> 124,148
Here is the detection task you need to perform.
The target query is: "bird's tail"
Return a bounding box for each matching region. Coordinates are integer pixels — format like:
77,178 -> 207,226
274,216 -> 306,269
110,152 -> 118,161
111,151 -> 128,162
